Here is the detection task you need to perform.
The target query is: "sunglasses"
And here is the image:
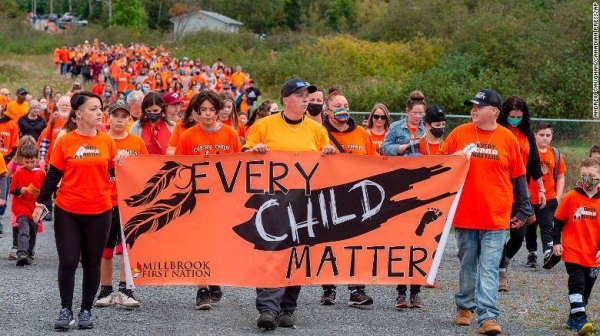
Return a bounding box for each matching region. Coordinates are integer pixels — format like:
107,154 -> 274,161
372,115 -> 387,120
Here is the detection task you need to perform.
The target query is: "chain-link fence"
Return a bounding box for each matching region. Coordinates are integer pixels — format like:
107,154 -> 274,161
352,112 -> 600,145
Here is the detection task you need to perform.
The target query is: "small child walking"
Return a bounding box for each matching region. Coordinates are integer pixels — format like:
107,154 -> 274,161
9,144 -> 45,266
552,158 -> 600,335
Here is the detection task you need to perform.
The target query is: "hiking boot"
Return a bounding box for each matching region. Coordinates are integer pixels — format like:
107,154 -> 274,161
348,289 -> 373,306
574,316 -> 594,335
410,293 -> 422,308
209,286 -> 222,303
77,309 -> 93,329
256,310 -> 278,330
321,289 -> 336,305
455,309 -> 474,326
476,319 -> 502,334
278,311 -> 295,328
395,294 -> 409,309
526,252 -> 538,268
16,254 -> 29,267
498,270 -> 508,292
195,288 -> 211,310
114,288 -> 140,308
8,247 -> 17,260
54,308 -> 75,330
94,288 -> 114,307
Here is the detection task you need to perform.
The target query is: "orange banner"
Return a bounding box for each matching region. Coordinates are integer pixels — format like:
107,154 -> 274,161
116,152 -> 468,287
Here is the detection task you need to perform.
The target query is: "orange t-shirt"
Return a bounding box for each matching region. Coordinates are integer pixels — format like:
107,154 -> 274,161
91,83 -> 106,97
439,123 -> 525,230
528,147 -> 566,204
50,131 -> 117,214
417,136 -> 441,155
0,119 -> 20,157
509,127 -> 530,167
219,117 -> 246,139
115,73 -> 132,93
168,120 -> 189,148
38,117 -> 66,163
175,124 -> 241,155
230,72 -> 246,90
111,133 -> 148,206
367,129 -> 386,154
10,167 -> 45,219
0,155 -> 7,175
5,101 -> 29,121
408,125 -> 418,139
555,189 -> 600,267
329,127 -> 379,156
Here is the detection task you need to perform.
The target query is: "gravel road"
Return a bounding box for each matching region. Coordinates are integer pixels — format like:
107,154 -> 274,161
0,219 -> 594,335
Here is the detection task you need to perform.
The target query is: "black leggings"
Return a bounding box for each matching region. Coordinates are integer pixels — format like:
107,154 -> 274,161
54,206 -> 111,311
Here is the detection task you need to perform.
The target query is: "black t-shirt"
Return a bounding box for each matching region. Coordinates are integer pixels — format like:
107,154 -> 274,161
18,115 -> 47,141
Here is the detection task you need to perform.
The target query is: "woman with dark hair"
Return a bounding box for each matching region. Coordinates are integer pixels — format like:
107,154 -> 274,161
33,91 -> 127,330
217,92 -> 245,140
496,95 -> 545,291
165,93 -> 204,156
129,92 -> 175,155
366,103 -> 391,155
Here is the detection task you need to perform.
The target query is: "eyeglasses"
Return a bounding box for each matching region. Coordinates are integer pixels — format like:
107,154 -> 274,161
409,111 -> 425,116
372,115 -> 387,120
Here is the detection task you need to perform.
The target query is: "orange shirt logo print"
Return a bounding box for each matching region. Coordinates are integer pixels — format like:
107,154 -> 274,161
573,206 -> 598,221
74,145 -> 101,160
472,143 -> 500,161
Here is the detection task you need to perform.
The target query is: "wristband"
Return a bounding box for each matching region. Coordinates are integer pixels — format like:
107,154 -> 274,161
539,189 -> 546,193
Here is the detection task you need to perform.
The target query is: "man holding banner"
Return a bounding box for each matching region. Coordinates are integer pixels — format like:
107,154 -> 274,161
440,89 -> 532,335
243,77 -> 336,330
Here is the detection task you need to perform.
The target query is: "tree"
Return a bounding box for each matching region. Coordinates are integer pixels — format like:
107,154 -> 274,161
169,1 -> 200,41
112,0 -> 147,32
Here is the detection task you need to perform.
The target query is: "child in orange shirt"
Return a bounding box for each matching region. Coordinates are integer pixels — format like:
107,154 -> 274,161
525,122 -> 566,267
9,144 -> 45,266
552,158 -> 600,335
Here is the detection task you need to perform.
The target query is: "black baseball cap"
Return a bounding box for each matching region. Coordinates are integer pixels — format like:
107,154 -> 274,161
424,104 -> 446,123
107,99 -> 131,115
280,78 -> 317,98
464,89 -> 502,109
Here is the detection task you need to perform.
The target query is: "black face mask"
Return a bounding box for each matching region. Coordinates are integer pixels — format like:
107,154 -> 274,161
306,103 -> 323,116
430,127 -> 445,138
146,113 -> 161,121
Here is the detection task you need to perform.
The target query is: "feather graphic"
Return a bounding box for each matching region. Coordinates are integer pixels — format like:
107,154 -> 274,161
124,161 -> 187,207
124,188 -> 196,248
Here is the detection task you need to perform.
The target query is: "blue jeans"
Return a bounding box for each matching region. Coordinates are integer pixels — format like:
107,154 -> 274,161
455,228 -> 506,325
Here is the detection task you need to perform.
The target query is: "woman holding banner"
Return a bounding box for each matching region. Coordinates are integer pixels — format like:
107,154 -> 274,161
439,89 -> 532,335
243,78 -> 336,330
33,92 -> 128,331
382,90 -> 427,156
319,89 -> 378,307
175,90 -> 241,310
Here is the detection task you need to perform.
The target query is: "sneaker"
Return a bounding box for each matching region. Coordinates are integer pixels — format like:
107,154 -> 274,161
348,289 -> 373,306
209,286 -> 222,303
574,316 -> 594,335
567,315 -> 577,330
256,310 -> 278,330
476,319 -> 502,334
455,309 -> 474,326
54,308 -> 75,330
395,294 -> 409,309
16,254 -> 29,267
114,288 -> 140,308
8,247 -> 17,260
526,252 -> 538,268
195,288 -> 211,310
498,270 -> 508,292
94,289 -> 114,308
321,289 -> 336,305
77,309 -> 93,329
278,311 -> 295,328
410,293 -> 422,308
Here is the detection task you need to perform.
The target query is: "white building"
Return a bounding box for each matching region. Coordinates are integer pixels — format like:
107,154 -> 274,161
171,10 -> 243,39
